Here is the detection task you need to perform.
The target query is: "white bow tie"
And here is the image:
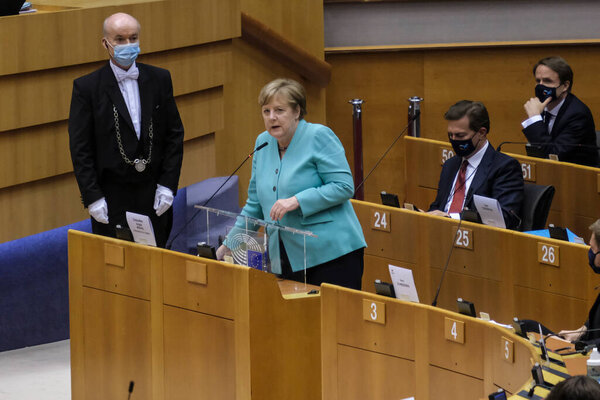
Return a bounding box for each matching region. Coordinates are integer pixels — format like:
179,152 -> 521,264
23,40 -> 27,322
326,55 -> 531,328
114,65 -> 139,83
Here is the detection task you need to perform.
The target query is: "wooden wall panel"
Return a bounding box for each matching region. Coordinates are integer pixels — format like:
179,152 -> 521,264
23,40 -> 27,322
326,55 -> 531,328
513,286 -> 588,333
142,42 -> 231,100
240,0 -> 324,60
422,47 -> 600,145
0,85 -> 221,191
0,42 -> 229,133
326,45 -> 600,203
82,287 -> 152,400
0,173 -> 88,242
0,121 -> 71,188
0,0 -> 240,75
337,345 -> 416,400
163,305 -> 236,400
429,365 -> 483,400
429,269 -> 509,323
179,134 -> 216,189
326,52 -> 424,204
0,133 -> 213,243
176,87 -> 224,141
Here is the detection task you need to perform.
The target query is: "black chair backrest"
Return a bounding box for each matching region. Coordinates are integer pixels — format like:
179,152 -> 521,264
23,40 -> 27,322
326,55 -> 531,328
521,183 -> 555,231
0,1 -> 25,16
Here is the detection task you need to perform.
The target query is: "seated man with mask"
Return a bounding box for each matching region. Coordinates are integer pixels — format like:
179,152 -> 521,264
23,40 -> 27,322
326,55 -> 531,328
520,219 -> 600,346
428,100 -> 524,230
521,56 -> 598,167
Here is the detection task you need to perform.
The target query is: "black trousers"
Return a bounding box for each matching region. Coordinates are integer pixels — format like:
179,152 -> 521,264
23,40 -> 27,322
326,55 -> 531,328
279,241 -> 364,290
90,179 -> 173,248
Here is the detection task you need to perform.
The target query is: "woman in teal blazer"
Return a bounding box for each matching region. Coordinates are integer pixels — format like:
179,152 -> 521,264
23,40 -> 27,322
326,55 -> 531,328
217,78 -> 366,289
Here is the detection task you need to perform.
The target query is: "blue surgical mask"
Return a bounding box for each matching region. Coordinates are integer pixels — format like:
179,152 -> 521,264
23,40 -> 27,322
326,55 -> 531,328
108,41 -> 140,67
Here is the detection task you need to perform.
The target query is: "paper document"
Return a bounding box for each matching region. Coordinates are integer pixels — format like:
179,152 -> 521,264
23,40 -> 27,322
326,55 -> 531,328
388,265 -> 419,303
473,194 -> 506,229
449,212 -> 461,220
126,212 -> 157,247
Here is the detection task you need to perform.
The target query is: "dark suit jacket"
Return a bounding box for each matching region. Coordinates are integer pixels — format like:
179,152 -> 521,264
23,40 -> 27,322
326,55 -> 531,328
522,93 -> 598,167
584,291 -> 600,345
428,144 -> 524,230
68,62 -> 184,208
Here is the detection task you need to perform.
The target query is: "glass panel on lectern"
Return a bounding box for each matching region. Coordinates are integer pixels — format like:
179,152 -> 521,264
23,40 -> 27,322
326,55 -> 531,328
226,226 -> 269,272
194,205 -> 316,281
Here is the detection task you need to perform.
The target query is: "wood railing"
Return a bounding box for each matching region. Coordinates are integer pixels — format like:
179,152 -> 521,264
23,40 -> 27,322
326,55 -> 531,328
241,12 -> 331,87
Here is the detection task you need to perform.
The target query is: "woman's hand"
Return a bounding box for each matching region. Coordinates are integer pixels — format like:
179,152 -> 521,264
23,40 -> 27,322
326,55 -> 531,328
216,244 -> 232,261
558,325 -> 587,342
269,196 -> 300,221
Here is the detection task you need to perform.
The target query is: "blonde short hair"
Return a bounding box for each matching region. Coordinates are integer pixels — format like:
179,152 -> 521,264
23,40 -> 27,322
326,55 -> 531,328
590,219 -> 600,246
258,78 -> 306,119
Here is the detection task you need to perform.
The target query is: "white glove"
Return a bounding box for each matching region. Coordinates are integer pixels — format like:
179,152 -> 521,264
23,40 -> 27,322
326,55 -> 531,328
88,197 -> 109,224
154,185 -> 174,217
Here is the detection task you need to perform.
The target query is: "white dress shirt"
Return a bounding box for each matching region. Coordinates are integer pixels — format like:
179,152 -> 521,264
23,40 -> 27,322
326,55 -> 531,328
521,97 -> 566,134
444,140 -> 489,213
108,60 -> 173,202
109,60 -> 141,139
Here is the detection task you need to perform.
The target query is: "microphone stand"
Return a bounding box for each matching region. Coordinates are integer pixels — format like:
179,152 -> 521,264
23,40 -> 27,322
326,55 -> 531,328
431,217 -> 464,307
166,142 -> 268,250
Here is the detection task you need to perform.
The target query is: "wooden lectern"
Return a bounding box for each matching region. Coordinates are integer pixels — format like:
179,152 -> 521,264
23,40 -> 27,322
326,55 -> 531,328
68,230 -> 320,400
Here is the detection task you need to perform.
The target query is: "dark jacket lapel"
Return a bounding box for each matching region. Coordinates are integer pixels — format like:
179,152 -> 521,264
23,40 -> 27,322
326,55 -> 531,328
101,62 -> 136,134
551,93 -> 573,137
137,64 -> 154,143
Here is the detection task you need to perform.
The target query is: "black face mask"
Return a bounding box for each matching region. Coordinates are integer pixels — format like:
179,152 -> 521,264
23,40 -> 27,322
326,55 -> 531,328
535,84 -> 558,103
450,134 -> 480,158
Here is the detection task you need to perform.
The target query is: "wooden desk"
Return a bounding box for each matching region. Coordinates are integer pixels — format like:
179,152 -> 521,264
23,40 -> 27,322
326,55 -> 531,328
353,199 -> 597,332
68,230 -> 320,400
540,335 -> 588,376
404,135 -> 600,238
321,283 -> 556,400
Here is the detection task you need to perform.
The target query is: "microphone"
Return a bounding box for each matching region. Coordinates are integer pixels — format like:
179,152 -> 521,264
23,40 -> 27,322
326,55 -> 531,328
496,141 -> 529,152
507,208 -> 522,229
354,110 -> 420,196
127,381 -> 134,400
166,142 -> 269,250
495,205 -> 522,231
